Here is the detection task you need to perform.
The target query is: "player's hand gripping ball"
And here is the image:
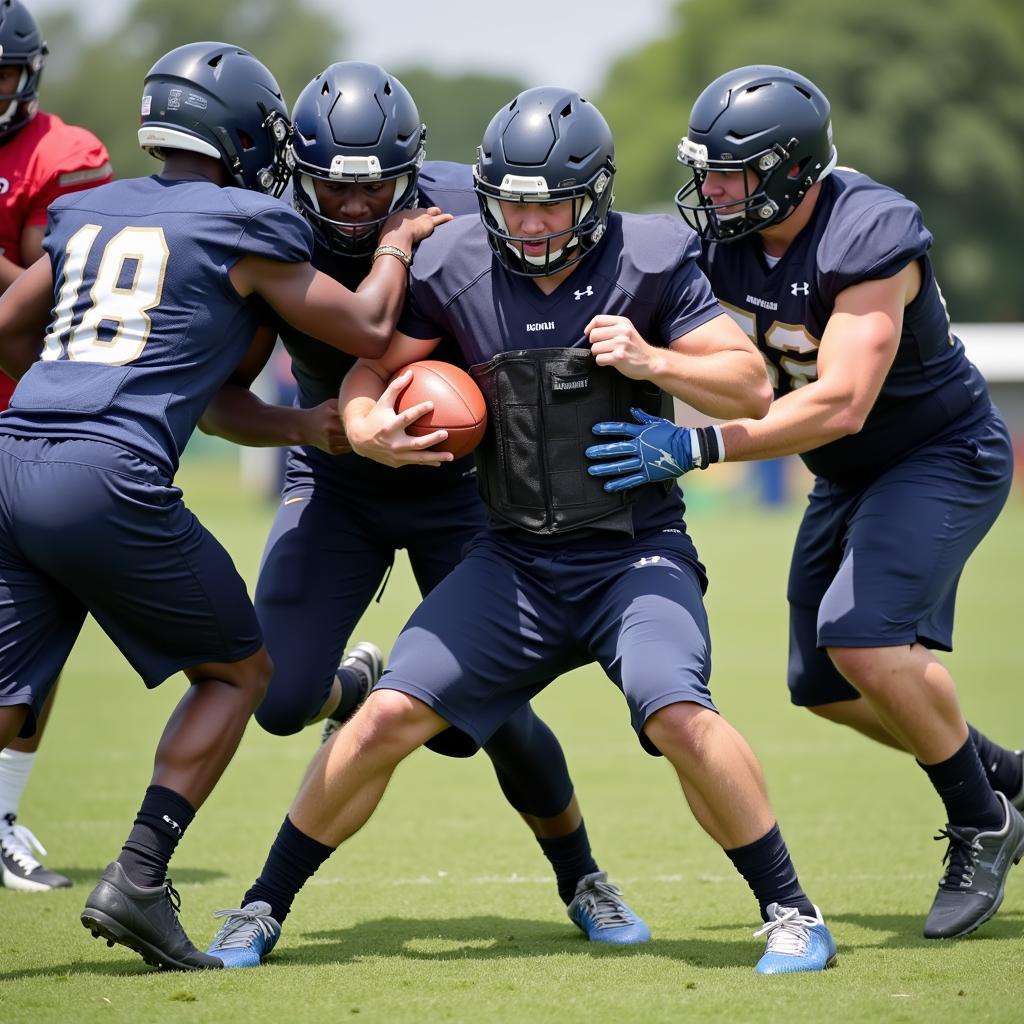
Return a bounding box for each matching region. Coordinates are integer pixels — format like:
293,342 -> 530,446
387,360 -> 488,458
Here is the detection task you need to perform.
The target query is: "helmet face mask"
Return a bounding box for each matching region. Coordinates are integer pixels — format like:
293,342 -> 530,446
289,62 -> 426,258
138,42 -> 292,197
675,65 -> 837,243
0,0 -> 47,139
474,88 -> 615,277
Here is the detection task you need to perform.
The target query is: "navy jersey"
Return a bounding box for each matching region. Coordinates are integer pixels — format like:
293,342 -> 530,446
0,175 -> 312,478
398,211 -> 723,533
700,168 -> 989,484
276,160 -> 479,488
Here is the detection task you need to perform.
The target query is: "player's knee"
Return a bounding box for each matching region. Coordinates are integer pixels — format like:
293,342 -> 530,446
252,697 -> 305,737
347,689 -> 441,758
826,646 -> 883,696
225,647 -> 273,709
252,663 -> 325,736
643,700 -> 717,760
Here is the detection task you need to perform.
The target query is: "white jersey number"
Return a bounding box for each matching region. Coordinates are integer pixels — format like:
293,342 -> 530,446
42,224 -> 169,365
722,302 -> 821,391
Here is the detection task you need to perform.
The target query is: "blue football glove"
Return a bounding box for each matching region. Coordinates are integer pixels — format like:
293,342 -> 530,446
585,408 -> 721,493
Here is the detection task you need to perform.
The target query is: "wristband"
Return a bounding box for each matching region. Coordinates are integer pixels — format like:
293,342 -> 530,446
687,425 -> 726,469
372,244 -> 412,268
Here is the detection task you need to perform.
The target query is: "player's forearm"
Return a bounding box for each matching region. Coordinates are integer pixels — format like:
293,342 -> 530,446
340,360 -> 389,434
649,346 -> 772,421
0,253 -> 24,294
199,387 -> 308,447
718,382 -> 863,462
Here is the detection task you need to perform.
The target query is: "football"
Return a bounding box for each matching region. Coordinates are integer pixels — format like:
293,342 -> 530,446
389,360 -> 488,458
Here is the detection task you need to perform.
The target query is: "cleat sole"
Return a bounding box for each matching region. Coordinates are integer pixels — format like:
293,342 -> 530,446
81,907 -> 222,972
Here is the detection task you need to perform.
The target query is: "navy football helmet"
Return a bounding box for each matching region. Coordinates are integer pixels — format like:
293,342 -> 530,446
138,42 -> 291,196
675,65 -> 837,242
289,61 -> 425,257
474,87 -> 615,276
0,0 -> 47,139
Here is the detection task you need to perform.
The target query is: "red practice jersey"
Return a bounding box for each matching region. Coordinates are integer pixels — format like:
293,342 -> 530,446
0,111 -> 112,408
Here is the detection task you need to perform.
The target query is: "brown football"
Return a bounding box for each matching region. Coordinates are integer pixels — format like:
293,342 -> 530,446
388,360 -> 488,458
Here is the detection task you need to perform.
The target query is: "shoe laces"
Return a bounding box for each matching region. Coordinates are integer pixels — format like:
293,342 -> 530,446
577,878 -> 637,928
935,824 -> 982,890
0,813 -> 48,872
210,905 -> 277,951
753,905 -> 816,956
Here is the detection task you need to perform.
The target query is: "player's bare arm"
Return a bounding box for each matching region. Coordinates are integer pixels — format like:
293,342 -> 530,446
199,326 -> 349,455
717,260 -> 920,461
229,207 -> 451,359
0,254 -> 53,379
586,311 -> 771,420
341,330 -> 452,467
0,225 -> 44,293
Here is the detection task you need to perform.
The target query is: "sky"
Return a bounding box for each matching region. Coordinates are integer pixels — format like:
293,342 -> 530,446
30,0 -> 675,93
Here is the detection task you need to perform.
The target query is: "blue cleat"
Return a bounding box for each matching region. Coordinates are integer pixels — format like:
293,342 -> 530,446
566,871 -> 651,944
754,903 -> 837,974
207,901 -> 281,968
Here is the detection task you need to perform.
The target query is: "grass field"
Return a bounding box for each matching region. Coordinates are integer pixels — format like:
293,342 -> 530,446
2,457 -> 1023,1023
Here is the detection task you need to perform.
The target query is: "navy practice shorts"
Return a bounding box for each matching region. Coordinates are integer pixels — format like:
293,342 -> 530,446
787,407 -> 1013,706
379,525 -> 714,756
253,448 -> 485,734
0,437 -> 262,736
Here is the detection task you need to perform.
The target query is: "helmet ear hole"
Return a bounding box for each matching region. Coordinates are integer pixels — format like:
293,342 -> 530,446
139,42 -> 291,196
676,65 -> 837,242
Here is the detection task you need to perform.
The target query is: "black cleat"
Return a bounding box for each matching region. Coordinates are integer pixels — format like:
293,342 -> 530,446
80,862 -> 222,970
924,792 -> 1024,939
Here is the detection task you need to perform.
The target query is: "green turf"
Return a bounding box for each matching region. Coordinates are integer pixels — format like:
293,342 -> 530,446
2,458 -> 1022,1023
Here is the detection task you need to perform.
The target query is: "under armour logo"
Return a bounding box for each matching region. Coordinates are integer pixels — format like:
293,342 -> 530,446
574,285 -> 594,301
634,556 -> 662,568
791,282 -> 810,296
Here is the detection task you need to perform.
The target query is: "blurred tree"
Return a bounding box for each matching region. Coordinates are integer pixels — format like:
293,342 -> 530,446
599,0 -> 1024,320
37,0 -> 346,181
390,69 -> 526,166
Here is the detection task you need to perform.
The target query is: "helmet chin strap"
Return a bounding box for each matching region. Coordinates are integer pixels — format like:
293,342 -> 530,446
298,173 -> 320,213
388,175 -> 410,213
487,194 -> 593,267
0,68 -> 28,126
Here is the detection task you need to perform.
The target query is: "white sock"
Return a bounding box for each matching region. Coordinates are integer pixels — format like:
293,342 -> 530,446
0,749 -> 36,820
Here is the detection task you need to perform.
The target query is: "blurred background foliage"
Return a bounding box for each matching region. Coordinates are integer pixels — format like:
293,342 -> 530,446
37,0 -> 1023,320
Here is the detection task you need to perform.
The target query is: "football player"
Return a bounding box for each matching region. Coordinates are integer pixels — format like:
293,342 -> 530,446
199,61 -> 649,948
0,41 -> 446,971
0,0 -> 112,894
206,87 -> 837,975
588,64 -> 1024,940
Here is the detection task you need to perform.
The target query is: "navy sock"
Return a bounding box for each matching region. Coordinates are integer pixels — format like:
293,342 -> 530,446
243,816 -> 334,924
724,824 -> 815,921
967,724 -> 1023,802
331,666 -> 365,722
536,822 -> 600,905
919,736 -> 1005,830
118,785 -> 196,888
